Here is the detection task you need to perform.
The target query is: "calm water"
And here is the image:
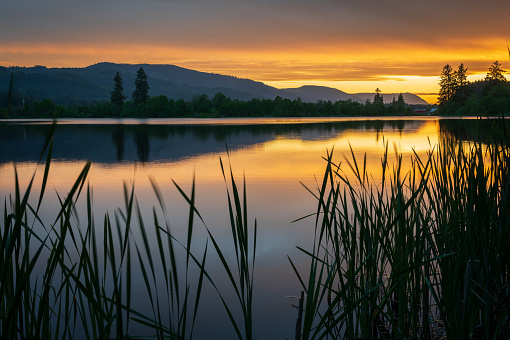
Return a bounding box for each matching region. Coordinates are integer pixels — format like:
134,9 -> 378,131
0,117 -> 481,339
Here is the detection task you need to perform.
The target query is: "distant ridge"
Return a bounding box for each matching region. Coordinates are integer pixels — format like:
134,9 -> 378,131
281,86 -> 360,103
354,92 -> 428,105
0,62 -> 428,105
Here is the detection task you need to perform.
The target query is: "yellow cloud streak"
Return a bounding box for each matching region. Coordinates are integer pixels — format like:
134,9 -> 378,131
2,37 -> 506,69
1,38 -> 507,99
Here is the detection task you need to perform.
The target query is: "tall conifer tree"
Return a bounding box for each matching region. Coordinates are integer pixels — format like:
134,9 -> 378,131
456,63 -> 468,87
373,88 -> 384,104
485,61 -> 506,82
132,67 -> 150,105
110,71 -> 126,106
452,63 -> 470,102
396,93 -> 406,113
438,64 -> 455,106
483,61 -> 507,94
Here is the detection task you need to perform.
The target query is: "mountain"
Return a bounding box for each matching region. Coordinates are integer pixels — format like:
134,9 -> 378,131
281,85 -> 363,103
0,62 -> 428,106
354,92 -> 428,105
281,86 -> 428,105
84,63 -> 289,101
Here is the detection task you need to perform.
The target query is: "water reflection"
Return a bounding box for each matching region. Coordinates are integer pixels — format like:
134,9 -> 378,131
111,124 -> 125,162
0,119 -> 434,165
134,128 -> 150,163
0,117 -> 486,339
438,118 -> 509,143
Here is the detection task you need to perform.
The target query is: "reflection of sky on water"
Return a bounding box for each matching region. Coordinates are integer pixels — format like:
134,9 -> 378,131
0,117 -> 484,339
0,118 -> 434,164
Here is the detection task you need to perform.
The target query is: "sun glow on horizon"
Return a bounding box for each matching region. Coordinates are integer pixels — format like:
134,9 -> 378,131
0,38 -> 508,104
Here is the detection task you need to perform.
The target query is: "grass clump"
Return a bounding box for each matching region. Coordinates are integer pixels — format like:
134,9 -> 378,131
1,117 -> 509,340
0,122 -> 256,339
291,117 -> 510,339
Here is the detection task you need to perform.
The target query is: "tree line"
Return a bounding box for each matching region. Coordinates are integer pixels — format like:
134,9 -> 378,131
6,93 -> 413,119
3,68 -> 414,118
438,61 -> 510,115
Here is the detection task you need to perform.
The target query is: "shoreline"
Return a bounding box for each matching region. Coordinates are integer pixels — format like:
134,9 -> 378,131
0,115 -> 485,126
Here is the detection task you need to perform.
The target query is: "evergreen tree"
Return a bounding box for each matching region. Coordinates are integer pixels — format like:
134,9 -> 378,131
132,67 -> 150,105
456,63 -> 468,87
453,63 -> 470,102
396,93 -> 406,114
483,61 -> 507,95
372,88 -> 385,115
438,64 -> 455,106
485,61 -> 506,82
110,71 -> 126,106
373,88 -> 384,104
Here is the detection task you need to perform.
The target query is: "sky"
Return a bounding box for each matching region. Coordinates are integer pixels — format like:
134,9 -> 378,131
1,0 -> 510,103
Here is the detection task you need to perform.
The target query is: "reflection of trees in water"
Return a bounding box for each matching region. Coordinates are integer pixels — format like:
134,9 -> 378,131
0,119 -> 435,164
110,120 -> 426,163
151,120 -> 419,142
0,119 -> 425,144
0,122 -> 56,143
134,129 -> 150,163
111,125 -> 125,162
438,119 -> 510,144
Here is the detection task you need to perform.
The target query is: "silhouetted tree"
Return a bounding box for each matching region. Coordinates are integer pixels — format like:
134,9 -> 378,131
373,88 -> 384,104
452,63 -> 471,103
372,88 -> 385,115
456,63 -> 468,87
438,64 -> 455,106
396,93 -> 406,114
132,67 -> 150,105
110,71 -> 126,106
485,61 -> 506,82
483,61 -> 507,95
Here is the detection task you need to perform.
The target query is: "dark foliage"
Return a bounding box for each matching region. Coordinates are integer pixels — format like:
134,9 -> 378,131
132,67 -> 150,105
5,90 -> 419,119
110,71 -> 126,106
439,61 -> 510,115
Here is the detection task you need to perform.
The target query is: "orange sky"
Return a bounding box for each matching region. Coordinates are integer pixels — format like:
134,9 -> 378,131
1,0 -> 509,103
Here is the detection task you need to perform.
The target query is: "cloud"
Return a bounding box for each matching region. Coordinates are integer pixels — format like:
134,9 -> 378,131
2,0 -> 509,94
3,0 -> 509,47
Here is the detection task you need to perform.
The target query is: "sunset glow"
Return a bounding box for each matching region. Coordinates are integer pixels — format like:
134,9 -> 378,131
0,120 -> 440,197
1,0 -> 509,103
0,116 -> 503,339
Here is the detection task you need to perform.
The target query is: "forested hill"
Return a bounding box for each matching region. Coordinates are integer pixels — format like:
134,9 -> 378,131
353,92 -> 428,105
0,62 -> 428,105
282,86 -> 427,105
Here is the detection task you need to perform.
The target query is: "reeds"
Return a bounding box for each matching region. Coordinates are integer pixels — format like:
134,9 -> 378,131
291,117 -> 510,339
0,123 -> 256,339
1,118 -> 509,339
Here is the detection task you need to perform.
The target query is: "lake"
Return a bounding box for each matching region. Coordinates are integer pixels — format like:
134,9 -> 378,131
0,117 -> 482,339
